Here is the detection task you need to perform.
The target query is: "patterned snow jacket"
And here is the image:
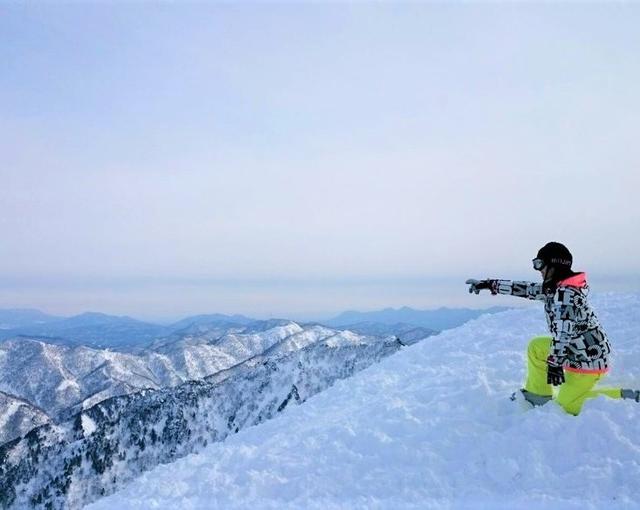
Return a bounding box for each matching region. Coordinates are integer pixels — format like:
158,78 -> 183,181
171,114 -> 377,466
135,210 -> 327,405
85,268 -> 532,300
493,273 -> 610,374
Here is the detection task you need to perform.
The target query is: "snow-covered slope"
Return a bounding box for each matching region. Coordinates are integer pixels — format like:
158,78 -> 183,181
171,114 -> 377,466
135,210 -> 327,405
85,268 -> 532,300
323,321 -> 437,344
90,293 -> 640,509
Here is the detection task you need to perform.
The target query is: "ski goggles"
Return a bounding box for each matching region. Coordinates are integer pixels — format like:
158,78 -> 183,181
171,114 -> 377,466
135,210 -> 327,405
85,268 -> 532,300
532,258 -> 545,270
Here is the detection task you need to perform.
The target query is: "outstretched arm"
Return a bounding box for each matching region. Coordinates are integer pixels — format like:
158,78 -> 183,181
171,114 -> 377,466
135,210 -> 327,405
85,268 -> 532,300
466,279 -> 544,301
494,280 -> 545,301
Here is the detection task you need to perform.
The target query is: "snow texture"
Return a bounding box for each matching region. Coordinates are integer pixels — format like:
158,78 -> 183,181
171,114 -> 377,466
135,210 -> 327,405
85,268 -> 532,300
90,293 -> 640,510
81,414 -> 97,437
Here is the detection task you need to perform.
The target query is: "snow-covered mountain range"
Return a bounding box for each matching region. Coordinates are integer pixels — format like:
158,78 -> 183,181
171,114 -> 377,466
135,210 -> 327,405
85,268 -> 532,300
0,320 -> 391,445
0,312 -> 172,350
0,310 -> 257,350
77,293 -> 639,509
0,329 -> 409,509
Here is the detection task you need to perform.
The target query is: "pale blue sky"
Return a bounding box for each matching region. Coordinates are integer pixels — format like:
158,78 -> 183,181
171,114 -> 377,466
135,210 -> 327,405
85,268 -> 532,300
1,4 -> 639,320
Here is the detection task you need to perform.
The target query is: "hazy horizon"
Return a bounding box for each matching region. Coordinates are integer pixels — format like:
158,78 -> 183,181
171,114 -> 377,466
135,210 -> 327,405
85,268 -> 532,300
2,4 -> 639,319
2,273 -> 639,324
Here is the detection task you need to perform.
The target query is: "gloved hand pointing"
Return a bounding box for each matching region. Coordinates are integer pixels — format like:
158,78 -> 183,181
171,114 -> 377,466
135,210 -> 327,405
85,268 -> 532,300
466,279 -> 497,295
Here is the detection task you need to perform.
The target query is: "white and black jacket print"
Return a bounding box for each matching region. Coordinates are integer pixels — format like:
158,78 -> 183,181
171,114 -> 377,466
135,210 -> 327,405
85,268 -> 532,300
493,273 -> 610,373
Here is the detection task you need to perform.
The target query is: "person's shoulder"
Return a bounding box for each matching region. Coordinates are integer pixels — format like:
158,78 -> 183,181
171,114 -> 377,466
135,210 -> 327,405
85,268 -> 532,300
557,272 -> 588,289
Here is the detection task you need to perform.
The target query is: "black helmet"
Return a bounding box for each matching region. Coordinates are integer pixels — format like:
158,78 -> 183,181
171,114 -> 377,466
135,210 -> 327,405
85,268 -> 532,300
536,242 -> 573,269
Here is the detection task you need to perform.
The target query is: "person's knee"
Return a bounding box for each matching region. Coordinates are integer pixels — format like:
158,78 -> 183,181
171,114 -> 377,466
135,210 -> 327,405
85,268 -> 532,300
528,336 -> 552,357
556,398 -> 582,416
555,374 -> 598,415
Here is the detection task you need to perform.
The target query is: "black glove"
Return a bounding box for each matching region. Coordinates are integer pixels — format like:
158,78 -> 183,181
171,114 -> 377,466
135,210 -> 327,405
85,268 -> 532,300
466,279 -> 497,295
546,357 -> 565,386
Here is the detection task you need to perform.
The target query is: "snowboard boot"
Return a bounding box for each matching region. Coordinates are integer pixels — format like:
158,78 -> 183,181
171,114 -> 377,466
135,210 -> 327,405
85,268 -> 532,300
510,388 -> 552,408
621,389 -> 640,402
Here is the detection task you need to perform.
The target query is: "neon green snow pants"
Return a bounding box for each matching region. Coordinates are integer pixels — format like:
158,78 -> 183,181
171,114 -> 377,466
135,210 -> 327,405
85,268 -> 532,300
524,336 -> 621,415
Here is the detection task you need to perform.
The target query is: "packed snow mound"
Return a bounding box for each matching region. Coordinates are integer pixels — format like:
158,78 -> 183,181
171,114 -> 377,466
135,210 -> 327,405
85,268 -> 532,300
90,293 -> 640,510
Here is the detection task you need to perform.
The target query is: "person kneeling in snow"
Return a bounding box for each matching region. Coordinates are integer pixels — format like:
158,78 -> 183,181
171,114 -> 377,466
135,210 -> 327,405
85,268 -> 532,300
466,242 -> 639,415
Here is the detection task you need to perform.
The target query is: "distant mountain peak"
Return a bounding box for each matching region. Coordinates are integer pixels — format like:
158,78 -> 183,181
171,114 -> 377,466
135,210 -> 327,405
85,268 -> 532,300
74,311 -> 119,319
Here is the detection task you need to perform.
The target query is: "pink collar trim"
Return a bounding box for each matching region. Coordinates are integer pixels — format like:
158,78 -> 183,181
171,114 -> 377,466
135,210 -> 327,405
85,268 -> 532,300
558,272 -> 587,288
